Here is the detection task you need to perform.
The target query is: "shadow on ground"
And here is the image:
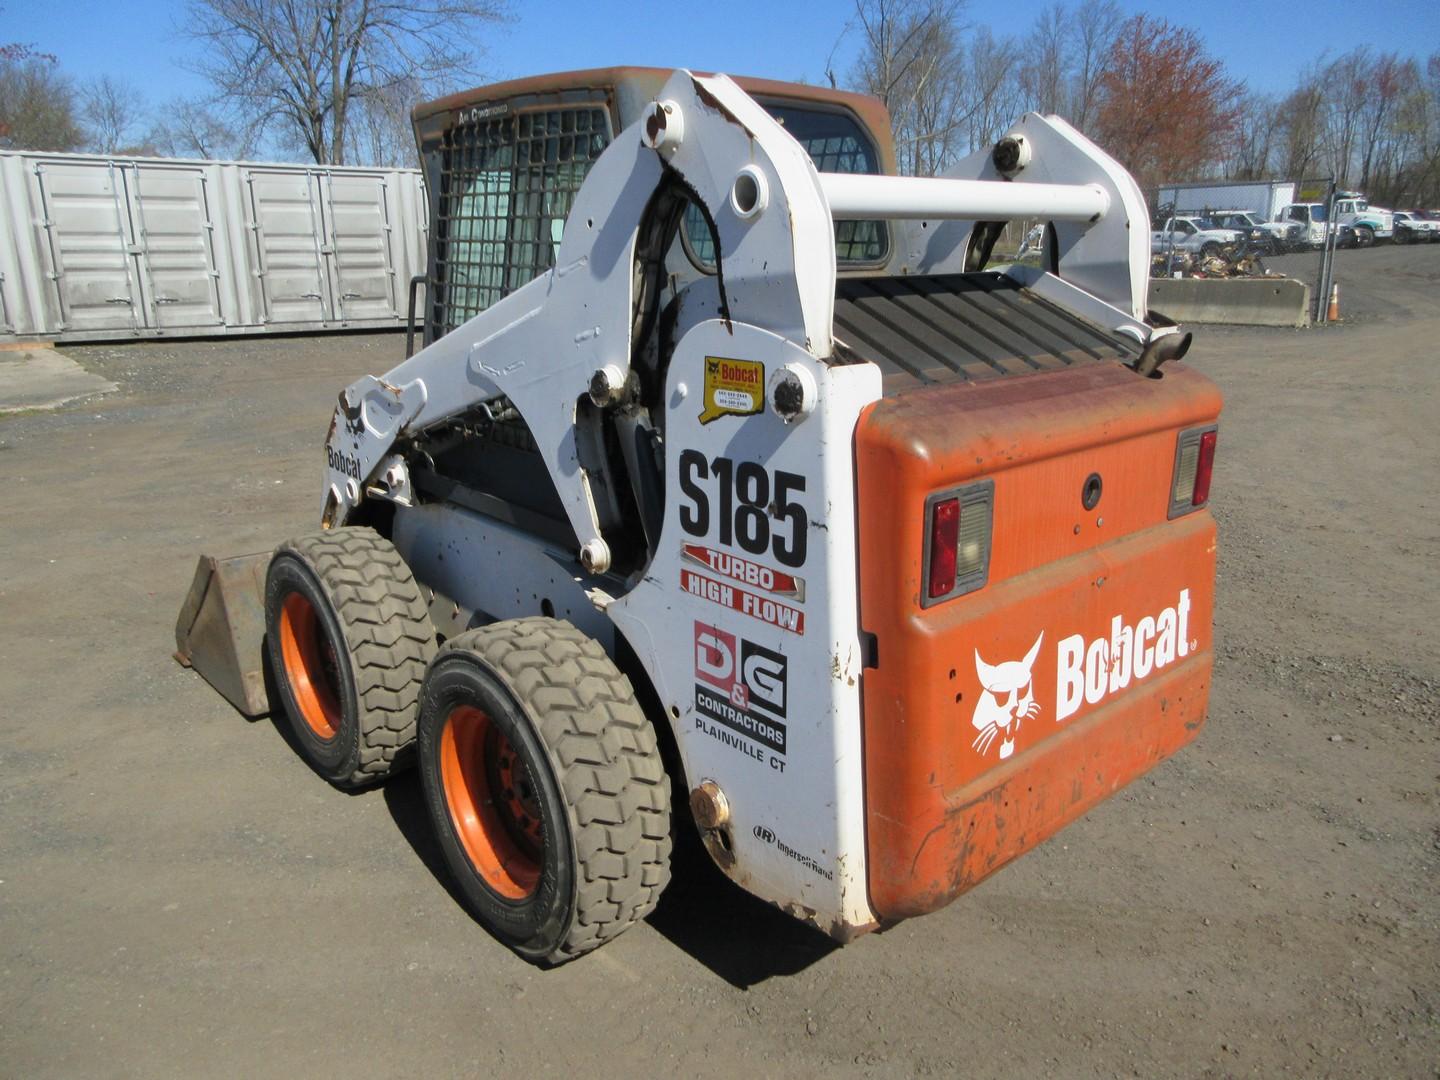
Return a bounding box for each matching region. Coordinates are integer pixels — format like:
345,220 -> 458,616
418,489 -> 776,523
382,772 -> 837,987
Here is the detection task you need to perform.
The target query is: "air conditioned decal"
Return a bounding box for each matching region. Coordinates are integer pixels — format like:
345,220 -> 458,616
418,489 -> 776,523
699,356 -> 764,423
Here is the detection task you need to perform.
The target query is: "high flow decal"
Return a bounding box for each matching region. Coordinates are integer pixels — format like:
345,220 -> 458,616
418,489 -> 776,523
681,568 -> 805,634
966,589 -> 1198,760
678,451 -> 808,569
693,622 -> 789,771
699,356 -> 764,423
681,544 -> 805,603
971,634 -> 1043,760
1057,589 -> 1193,721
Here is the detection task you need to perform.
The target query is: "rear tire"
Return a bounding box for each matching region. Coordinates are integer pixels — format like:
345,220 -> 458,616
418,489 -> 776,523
264,527 -> 436,787
417,618 -> 672,963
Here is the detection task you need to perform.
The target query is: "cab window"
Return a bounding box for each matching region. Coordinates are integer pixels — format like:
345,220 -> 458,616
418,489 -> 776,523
682,102 -> 889,270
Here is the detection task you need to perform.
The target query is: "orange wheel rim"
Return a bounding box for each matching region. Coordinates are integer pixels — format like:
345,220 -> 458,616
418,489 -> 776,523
278,592 -> 342,740
440,705 -> 543,900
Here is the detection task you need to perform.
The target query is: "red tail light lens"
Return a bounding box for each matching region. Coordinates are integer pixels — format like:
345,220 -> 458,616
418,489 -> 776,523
927,498 -> 959,598
1192,429 -> 1217,505
1169,425 -> 1218,518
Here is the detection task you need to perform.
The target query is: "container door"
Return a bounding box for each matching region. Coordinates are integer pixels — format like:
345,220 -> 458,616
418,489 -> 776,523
32,159 -> 145,333
130,164 -> 225,329
320,172 -> 399,323
245,169 -> 331,325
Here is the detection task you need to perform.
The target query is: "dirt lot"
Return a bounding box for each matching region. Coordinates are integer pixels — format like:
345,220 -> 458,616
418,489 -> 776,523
2,244 -> 1437,1078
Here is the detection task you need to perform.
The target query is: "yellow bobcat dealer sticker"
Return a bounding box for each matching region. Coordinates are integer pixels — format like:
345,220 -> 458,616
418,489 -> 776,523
700,356 -> 764,424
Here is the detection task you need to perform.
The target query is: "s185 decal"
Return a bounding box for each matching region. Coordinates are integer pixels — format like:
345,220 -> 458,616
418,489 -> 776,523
678,451 -> 807,569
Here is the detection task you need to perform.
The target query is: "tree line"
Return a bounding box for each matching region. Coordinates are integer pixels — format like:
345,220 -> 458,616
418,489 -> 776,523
844,0 -> 1440,206
0,0 -> 504,166
3,0 -> 1438,209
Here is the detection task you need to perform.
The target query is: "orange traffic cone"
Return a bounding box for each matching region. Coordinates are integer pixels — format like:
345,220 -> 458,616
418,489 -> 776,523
1327,284 -> 1340,321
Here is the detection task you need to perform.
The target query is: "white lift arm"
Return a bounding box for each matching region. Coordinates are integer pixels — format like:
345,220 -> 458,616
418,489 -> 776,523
319,71 -> 1153,561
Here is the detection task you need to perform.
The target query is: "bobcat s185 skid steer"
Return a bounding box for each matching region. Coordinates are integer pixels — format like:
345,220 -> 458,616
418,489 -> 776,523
175,68 -> 1220,963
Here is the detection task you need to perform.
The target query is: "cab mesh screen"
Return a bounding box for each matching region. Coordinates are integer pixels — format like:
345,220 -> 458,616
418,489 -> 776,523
432,106 -> 612,337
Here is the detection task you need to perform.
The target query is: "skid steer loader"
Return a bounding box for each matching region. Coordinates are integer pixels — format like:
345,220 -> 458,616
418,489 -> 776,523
175,68 -> 1220,962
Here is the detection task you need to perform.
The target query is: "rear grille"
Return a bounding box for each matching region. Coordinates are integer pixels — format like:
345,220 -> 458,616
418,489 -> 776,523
432,105 -> 612,337
834,273 -> 1142,393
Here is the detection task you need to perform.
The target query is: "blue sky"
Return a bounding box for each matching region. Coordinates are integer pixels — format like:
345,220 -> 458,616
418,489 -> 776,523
6,0 -> 1438,109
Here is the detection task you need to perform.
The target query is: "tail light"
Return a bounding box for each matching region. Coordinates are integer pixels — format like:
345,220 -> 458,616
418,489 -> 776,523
921,480 -> 994,607
1170,426 -> 1218,517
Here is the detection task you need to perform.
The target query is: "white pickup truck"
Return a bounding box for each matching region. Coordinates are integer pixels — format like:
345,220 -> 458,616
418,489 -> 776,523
1206,210 -> 1300,253
1391,210 -> 1438,243
1275,203 -> 1357,250
1150,216 -> 1244,257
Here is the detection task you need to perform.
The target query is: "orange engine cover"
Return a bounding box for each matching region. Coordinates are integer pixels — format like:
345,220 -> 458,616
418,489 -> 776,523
855,360 -> 1222,920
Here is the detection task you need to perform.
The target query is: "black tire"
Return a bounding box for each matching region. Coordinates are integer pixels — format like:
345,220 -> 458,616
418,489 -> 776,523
264,527 -> 436,788
1355,225 -> 1374,248
1201,241 -> 1221,257
417,617 -> 672,963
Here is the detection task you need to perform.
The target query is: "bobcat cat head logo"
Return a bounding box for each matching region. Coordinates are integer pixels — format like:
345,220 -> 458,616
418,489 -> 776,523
971,634 -> 1044,760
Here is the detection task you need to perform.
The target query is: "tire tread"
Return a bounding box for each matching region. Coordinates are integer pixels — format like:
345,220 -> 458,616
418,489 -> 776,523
278,527 -> 435,786
438,617 -> 672,960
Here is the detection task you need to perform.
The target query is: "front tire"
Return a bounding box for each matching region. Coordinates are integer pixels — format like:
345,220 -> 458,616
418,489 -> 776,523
1201,241 -> 1221,258
264,527 -> 436,787
1355,225 -> 1375,248
417,618 -> 672,963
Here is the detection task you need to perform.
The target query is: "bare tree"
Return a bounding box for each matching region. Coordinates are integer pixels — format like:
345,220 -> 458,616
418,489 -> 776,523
343,77 -> 422,167
0,57 -> 84,151
184,0 -> 508,166
1319,48 -> 1370,187
849,0 -> 968,174
1020,4 -> 1070,116
81,76 -> 150,154
149,98 -> 253,160
1070,0 -> 1121,132
1226,92 -> 1277,180
1275,75 -> 1325,182
958,26 -> 1024,154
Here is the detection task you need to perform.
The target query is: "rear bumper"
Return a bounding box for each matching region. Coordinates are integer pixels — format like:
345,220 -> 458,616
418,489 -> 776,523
869,651 -> 1209,919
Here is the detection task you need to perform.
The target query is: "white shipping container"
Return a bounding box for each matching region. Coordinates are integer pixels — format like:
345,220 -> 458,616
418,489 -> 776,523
0,150 -> 427,343
1156,180 -> 1296,223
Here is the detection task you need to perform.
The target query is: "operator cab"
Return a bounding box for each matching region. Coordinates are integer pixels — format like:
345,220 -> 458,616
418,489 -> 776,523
410,67 -> 896,352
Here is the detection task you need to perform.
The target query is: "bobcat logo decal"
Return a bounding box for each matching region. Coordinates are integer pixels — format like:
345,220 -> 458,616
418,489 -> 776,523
971,634 -> 1044,760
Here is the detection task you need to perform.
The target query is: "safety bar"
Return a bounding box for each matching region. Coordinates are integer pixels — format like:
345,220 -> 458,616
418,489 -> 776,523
818,174 -> 1110,223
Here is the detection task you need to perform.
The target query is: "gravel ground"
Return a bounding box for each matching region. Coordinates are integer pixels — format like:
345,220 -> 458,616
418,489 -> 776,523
1,244 -> 1436,1078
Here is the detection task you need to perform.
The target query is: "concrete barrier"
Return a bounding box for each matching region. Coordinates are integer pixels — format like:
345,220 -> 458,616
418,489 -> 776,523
1148,276 -> 1311,328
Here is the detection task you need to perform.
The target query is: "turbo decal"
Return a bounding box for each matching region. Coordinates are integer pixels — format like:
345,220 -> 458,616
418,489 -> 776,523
681,544 -> 806,603
681,567 -> 804,635
699,356 -> 764,423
